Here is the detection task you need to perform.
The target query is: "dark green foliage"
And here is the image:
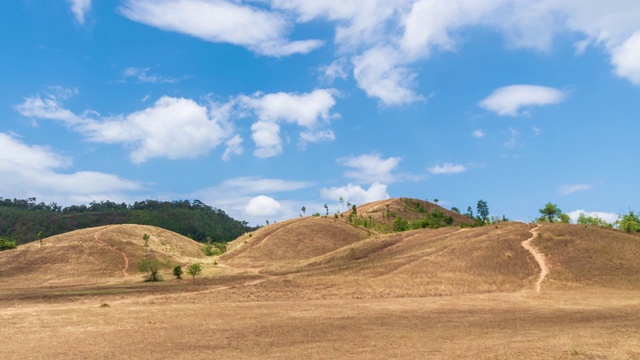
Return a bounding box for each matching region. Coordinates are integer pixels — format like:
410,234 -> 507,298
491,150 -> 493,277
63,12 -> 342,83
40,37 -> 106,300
392,216 -> 409,232
409,210 -> 454,230
0,237 -> 17,251
138,259 -> 162,282
538,202 -> 562,223
173,265 -> 183,280
476,199 -> 489,224
0,197 -> 254,244
451,207 -> 460,214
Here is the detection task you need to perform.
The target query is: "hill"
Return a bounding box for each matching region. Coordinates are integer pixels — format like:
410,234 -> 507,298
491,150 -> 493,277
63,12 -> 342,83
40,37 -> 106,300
0,224 -> 208,287
0,198 -> 253,244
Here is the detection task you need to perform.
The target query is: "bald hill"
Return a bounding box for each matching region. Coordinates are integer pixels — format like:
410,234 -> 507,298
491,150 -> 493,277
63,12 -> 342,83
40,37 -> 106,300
1,198 -> 640,297
0,198 -> 253,244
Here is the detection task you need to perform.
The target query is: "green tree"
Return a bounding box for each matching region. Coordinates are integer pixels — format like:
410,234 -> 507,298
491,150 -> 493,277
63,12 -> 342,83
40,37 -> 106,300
339,197 -> 344,210
324,203 -> 329,216
301,206 -> 306,216
173,265 -> 183,280
558,213 -> 571,223
577,213 -> 612,228
187,263 -> 202,283
392,216 -> 409,232
351,204 -> 357,215
37,231 -> 44,246
434,198 -> 439,204
618,211 -> 640,233
476,200 -> 489,224
0,237 -> 17,251
143,233 -> 150,247
451,207 -> 460,214
538,203 -> 562,223
138,259 -> 161,282
466,206 -> 473,218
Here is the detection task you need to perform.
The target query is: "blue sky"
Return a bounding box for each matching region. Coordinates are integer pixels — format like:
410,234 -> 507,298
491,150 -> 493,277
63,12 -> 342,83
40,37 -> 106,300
2,0 -> 639,225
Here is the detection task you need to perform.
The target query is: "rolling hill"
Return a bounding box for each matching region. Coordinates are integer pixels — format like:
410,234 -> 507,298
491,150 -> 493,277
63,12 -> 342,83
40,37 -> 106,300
0,224 -> 208,287
2,198 -> 640,298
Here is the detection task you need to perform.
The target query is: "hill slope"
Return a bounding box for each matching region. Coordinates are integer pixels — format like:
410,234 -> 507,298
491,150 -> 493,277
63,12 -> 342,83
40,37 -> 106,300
0,224 -> 208,287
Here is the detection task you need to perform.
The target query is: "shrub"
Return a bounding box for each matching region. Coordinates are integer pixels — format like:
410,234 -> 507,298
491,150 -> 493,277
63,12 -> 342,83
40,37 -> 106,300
187,263 -> 202,283
173,265 -> 183,280
138,259 -> 162,282
0,237 -> 17,251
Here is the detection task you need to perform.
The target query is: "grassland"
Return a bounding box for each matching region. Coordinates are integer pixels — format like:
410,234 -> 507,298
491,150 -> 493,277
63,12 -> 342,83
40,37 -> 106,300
1,200 -> 639,359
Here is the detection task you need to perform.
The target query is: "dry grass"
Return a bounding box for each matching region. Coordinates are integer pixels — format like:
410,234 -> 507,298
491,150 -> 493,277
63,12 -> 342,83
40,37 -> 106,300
535,224 -> 640,289
2,218 -> 640,359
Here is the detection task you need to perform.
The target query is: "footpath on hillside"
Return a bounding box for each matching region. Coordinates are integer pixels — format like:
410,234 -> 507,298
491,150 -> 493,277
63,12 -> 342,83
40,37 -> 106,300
521,225 -> 549,292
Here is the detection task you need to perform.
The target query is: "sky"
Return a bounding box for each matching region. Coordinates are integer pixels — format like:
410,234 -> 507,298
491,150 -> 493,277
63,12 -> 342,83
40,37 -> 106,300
1,0 -> 640,226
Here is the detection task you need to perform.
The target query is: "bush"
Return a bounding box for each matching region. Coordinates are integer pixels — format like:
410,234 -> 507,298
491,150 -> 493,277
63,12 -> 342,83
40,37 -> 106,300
0,237 -> 17,251
138,259 -> 162,282
201,242 -> 227,256
173,265 -> 183,280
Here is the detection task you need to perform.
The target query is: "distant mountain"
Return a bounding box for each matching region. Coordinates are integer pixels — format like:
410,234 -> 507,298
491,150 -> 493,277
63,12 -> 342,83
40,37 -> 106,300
0,197 -> 254,244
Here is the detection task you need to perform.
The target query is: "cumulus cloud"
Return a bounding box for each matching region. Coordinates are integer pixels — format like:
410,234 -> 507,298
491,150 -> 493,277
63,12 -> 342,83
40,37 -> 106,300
611,31 -> 640,84
559,184 -> 593,196
320,182 -> 390,205
238,89 -> 338,157
272,0 -> 640,104
567,210 -> 618,224
428,162 -> 467,175
68,0 -> 91,25
0,133 -> 139,204
339,153 -> 402,184
119,0 -> 323,57
16,89 -> 234,163
244,195 -> 282,217
479,85 -> 567,116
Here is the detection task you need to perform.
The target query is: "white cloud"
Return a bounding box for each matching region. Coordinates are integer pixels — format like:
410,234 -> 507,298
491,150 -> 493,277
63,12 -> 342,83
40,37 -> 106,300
68,0 -> 91,25
217,177 -> 315,194
122,67 -> 181,84
428,162 -> 467,175
479,85 -> 567,116
222,134 -> 243,161
567,210 -> 618,224
0,133 -> 139,204
239,89 -> 338,157
320,182 -> 390,205
319,58 -> 349,83
352,46 -> 422,106
472,129 -> 485,138
339,153 -> 402,184
120,0 -> 323,57
16,90 -> 234,164
14,87 -> 82,125
611,31 -> 640,84
559,184 -> 593,196
244,195 -> 282,217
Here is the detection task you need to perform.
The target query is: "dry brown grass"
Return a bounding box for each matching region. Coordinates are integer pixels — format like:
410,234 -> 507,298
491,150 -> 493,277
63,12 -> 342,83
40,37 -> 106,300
349,197 -> 474,226
0,224 -> 207,287
535,223 -> 640,289
2,218 -> 640,359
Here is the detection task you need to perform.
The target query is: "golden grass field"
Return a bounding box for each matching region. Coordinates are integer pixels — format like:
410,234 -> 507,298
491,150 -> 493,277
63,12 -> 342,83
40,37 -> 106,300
1,201 -> 640,359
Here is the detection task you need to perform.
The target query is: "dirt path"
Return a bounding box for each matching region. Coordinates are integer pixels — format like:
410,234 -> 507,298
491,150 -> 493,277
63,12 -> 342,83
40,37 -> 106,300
94,227 -> 129,277
521,225 -> 549,292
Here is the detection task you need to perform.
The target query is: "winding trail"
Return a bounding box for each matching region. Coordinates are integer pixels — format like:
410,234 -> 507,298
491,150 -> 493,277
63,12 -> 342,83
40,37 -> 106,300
94,227 -> 129,277
521,225 -> 549,292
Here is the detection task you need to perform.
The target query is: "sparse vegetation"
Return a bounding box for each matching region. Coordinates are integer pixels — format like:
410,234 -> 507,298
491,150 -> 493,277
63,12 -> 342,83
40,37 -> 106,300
138,259 -> 162,282
0,237 -> 17,251
538,202 -> 563,223
173,265 -> 183,280
577,213 -> 612,228
186,263 -> 202,283
617,211 -> 640,233
143,233 -> 150,247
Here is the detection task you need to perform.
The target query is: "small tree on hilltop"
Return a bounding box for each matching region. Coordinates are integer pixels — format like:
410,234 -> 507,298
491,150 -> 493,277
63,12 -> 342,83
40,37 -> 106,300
187,263 -> 202,283
37,231 -> 44,246
538,202 -> 562,223
301,206 -> 306,216
476,200 -> 489,224
618,211 -> 640,233
138,259 -> 161,282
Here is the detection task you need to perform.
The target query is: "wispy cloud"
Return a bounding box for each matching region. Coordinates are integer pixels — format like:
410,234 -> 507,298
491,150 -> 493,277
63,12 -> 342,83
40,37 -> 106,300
339,153 -> 402,184
428,162 -> 467,175
559,184 -> 593,196
122,67 -> 182,84
472,129 -> 485,138
68,0 -> 91,25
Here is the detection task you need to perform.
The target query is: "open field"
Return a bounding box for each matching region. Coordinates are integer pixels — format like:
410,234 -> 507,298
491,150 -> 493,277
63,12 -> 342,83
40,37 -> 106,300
2,213 -> 640,359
